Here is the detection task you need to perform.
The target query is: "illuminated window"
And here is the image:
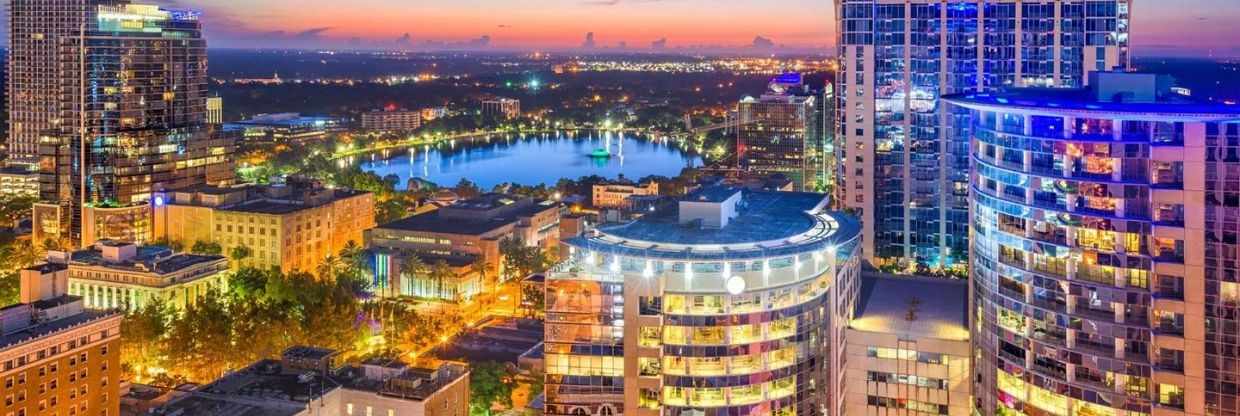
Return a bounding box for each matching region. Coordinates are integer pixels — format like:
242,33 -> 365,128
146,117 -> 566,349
1222,282 -> 1240,305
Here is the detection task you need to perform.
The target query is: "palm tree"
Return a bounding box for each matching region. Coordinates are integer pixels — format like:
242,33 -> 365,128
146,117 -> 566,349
430,260 -> 453,302
399,252 -> 427,298
470,256 -> 489,286
317,255 -> 344,281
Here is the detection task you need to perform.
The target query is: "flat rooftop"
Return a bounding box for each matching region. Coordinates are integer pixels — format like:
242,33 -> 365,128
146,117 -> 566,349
151,395 -> 305,416
850,273 -> 969,342
571,190 -> 860,260
0,304 -> 118,351
378,198 -> 556,236
70,246 -> 224,275
942,85 -> 1240,117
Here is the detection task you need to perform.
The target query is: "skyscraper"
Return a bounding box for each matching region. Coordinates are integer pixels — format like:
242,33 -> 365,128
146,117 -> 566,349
738,73 -> 830,192
834,0 -> 1131,270
545,186 -> 862,416
13,1 -> 234,248
949,72 -> 1240,416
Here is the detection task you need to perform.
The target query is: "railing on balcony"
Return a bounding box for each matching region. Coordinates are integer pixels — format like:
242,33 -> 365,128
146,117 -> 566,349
1076,265 -> 1116,286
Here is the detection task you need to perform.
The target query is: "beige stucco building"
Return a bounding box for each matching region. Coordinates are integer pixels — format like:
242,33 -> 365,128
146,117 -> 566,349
153,182 -> 375,275
60,241 -> 228,311
845,274 -> 971,416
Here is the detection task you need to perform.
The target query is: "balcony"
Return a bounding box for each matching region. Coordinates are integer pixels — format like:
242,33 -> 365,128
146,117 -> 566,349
1073,303 -> 1116,323
1072,337 -> 1117,358
1076,265 -> 1116,287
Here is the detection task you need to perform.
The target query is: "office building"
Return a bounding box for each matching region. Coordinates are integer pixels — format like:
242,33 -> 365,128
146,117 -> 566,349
154,347 -> 469,416
153,181 -> 376,275
362,109 -> 422,132
592,176 -> 660,209
2,262 -> 123,416
0,166 -> 40,199
947,72 -> 1240,416
545,186 -> 862,416
835,0 -> 1132,270
482,98 -> 521,119
737,73 -> 828,192
206,97 -> 223,124
17,2 -> 234,248
226,113 -> 343,145
845,274 -> 971,416
60,241 -> 228,311
366,194 -> 560,296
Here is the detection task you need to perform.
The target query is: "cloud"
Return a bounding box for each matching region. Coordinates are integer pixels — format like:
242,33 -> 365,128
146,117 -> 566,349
752,35 -> 775,48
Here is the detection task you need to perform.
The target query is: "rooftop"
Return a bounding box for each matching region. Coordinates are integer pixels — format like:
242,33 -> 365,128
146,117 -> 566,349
850,273 -> 969,342
570,189 -> 860,260
378,194 -> 556,235
944,72 -> 1240,118
0,302 -> 118,351
69,245 -> 224,275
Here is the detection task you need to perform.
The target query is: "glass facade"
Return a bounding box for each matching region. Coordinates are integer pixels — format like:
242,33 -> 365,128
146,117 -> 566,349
834,0 -> 1131,271
22,2 -> 234,247
951,83 -> 1240,416
738,91 -> 825,192
544,190 -> 861,416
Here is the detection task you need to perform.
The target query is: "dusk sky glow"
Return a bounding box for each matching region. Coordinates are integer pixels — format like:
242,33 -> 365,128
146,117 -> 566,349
10,0 -> 1240,56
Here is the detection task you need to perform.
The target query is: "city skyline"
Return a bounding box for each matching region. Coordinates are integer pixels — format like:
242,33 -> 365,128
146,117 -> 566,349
0,0 -> 1236,56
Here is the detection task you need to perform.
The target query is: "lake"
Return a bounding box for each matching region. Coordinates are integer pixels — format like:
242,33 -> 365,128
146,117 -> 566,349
351,131 -> 703,189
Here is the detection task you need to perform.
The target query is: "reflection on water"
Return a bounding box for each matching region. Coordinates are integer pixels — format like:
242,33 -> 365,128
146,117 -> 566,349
354,131 -> 702,189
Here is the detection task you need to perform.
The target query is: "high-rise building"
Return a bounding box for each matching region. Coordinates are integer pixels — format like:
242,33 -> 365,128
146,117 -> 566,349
19,2 -> 235,248
834,0 -> 1132,270
738,73 -> 830,192
948,72 -> 1240,416
3,261 -> 123,416
545,186 -> 862,416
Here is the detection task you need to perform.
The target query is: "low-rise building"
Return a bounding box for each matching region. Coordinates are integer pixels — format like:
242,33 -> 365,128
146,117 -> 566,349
3,262 -> 122,416
59,241 -> 228,311
481,97 -> 520,119
591,176 -> 659,209
153,181 -> 376,275
366,194 -> 560,296
361,109 -> 422,132
225,113 -> 343,145
0,166 -> 39,199
845,274 -> 971,416
152,347 -> 469,416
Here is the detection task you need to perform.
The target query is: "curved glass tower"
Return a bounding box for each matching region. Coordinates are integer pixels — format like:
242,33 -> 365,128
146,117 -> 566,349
544,187 -> 862,416
950,73 -> 1240,416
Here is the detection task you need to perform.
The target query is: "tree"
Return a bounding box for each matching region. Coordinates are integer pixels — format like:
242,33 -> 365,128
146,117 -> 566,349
0,195 -> 36,228
121,300 -> 171,380
152,237 -> 185,252
230,245 -> 253,262
469,361 -> 515,416
0,273 -> 19,307
455,178 -> 482,199
499,238 -> 550,283
163,292 -> 234,381
430,260 -> 453,301
398,252 -> 427,298
190,240 -> 222,256
521,283 -> 544,318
